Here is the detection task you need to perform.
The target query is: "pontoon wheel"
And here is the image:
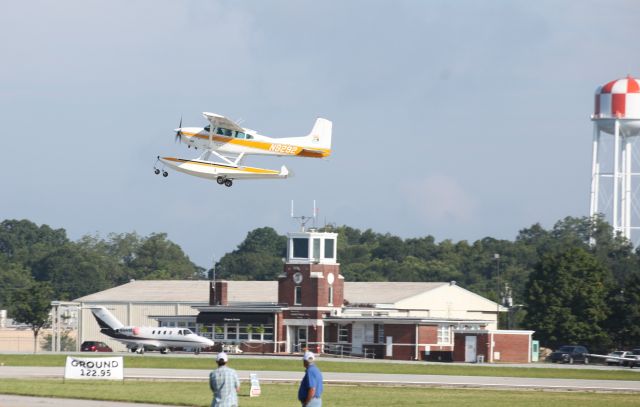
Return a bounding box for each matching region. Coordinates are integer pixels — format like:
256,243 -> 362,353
224,179 -> 233,187
216,177 -> 225,185
154,169 -> 160,175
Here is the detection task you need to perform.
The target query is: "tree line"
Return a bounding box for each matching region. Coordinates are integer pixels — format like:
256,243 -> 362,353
2,216 -> 640,352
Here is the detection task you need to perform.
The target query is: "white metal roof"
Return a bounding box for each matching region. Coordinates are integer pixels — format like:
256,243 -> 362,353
344,282 -> 447,304
74,280 -> 279,303
74,280 -> 461,306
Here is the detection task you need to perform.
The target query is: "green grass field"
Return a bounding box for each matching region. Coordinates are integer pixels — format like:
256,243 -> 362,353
0,379 -> 638,407
2,354 -> 640,381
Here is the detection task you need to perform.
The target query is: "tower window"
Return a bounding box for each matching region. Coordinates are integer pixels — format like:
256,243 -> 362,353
313,238 -> 321,261
328,286 -> 334,305
292,238 -> 309,258
294,286 -> 302,305
324,239 -> 335,259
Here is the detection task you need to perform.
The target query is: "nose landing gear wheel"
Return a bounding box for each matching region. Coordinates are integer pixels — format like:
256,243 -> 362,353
162,171 -> 168,177
216,177 -> 225,185
224,179 -> 233,187
154,169 -> 160,175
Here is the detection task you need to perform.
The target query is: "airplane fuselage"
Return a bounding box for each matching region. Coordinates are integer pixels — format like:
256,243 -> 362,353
101,325 -> 214,351
179,127 -> 330,158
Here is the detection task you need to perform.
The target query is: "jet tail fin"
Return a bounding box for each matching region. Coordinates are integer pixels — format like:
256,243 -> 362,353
90,307 -> 124,331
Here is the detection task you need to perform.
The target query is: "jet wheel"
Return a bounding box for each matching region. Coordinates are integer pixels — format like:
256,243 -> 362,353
162,171 -> 168,177
224,179 -> 233,187
216,177 -> 225,185
154,168 -> 160,175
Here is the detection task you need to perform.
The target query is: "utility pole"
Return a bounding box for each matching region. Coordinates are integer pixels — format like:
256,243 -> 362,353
494,253 -> 500,330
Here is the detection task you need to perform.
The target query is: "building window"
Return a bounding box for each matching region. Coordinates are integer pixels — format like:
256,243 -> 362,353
324,238 -> 335,259
437,325 -> 451,344
364,324 -> 374,343
313,238 -> 321,261
292,238 -> 309,258
295,286 -> 302,305
377,324 -> 385,343
338,325 -> 348,342
227,325 -> 238,341
328,286 -> 334,305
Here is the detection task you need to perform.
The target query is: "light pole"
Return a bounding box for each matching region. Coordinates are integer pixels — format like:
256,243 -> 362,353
494,253 -> 500,330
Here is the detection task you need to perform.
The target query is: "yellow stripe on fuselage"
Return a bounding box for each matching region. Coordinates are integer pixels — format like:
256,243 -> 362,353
163,157 -> 280,174
182,132 -> 331,157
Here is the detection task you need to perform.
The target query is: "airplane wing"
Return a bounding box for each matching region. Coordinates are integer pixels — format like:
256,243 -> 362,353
202,112 -> 245,133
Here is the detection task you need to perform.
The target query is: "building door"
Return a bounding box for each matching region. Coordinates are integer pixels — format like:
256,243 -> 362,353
465,335 -> 477,362
352,323 -> 364,355
295,327 -> 307,352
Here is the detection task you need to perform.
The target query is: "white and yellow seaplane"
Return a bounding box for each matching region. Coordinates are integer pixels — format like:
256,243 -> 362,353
154,112 -> 332,187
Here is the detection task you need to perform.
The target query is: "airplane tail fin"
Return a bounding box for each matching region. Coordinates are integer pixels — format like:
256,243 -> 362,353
90,307 -> 124,331
305,118 -> 332,150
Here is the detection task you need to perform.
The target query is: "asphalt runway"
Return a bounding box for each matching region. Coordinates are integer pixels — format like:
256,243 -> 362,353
2,365 -> 640,392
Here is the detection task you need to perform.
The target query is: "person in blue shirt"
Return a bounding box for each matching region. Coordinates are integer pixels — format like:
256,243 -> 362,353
209,352 -> 240,407
298,351 -> 323,407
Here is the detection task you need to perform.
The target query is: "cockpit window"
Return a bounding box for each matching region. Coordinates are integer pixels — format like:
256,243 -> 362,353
246,134 -> 254,139
183,329 -> 193,335
217,128 -> 233,137
235,131 -> 246,139
204,125 -> 211,132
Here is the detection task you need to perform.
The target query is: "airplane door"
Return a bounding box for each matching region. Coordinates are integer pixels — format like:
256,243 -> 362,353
352,323 -> 364,355
465,336 -> 477,362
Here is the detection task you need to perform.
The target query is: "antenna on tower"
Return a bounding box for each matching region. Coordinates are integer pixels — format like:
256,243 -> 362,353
291,200 -> 318,231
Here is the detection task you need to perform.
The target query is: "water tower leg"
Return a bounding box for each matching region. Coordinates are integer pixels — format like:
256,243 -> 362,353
613,120 -> 621,235
625,136 -> 632,240
590,125 -> 600,219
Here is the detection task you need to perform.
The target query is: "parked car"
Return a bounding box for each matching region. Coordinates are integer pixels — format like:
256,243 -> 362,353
626,349 -> 640,368
81,341 -> 113,352
605,350 -> 633,366
549,345 -> 589,364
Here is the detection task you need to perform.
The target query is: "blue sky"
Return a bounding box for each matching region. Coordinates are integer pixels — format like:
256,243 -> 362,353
2,1 -> 639,268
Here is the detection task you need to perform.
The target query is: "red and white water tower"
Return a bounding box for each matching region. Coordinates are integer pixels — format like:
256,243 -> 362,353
590,75 -> 640,240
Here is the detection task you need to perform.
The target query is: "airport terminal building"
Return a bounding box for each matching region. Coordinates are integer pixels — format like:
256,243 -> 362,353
75,229 -> 534,363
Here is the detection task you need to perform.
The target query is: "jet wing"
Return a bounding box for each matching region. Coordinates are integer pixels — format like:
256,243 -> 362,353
202,112 -> 245,133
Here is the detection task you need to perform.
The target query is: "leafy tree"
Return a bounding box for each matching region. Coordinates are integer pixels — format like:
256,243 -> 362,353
524,246 -> 610,351
130,233 -> 200,280
215,227 -> 286,281
10,281 -> 53,353
0,219 -> 68,266
41,329 -> 77,352
30,243 -> 113,300
604,272 -> 640,349
0,256 -> 33,310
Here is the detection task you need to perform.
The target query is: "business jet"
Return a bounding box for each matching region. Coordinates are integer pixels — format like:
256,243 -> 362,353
90,307 -> 214,354
154,113 -> 332,187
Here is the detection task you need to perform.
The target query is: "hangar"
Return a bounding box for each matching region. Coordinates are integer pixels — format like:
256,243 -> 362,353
75,229 -> 533,362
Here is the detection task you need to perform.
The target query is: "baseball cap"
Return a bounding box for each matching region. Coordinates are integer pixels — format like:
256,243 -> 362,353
303,351 -> 315,361
216,352 -> 228,362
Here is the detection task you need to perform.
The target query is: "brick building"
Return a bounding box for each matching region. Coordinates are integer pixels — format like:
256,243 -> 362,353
73,229 -> 533,362
192,229 -> 534,362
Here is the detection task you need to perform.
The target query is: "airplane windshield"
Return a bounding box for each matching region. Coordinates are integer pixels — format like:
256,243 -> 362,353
204,125 -> 210,132
183,329 -> 193,335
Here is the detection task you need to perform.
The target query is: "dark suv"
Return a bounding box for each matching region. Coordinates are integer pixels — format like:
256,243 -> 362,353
81,341 -> 113,352
549,345 -> 589,364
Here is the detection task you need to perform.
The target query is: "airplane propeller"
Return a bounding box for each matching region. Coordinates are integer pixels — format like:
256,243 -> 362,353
174,117 -> 183,143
